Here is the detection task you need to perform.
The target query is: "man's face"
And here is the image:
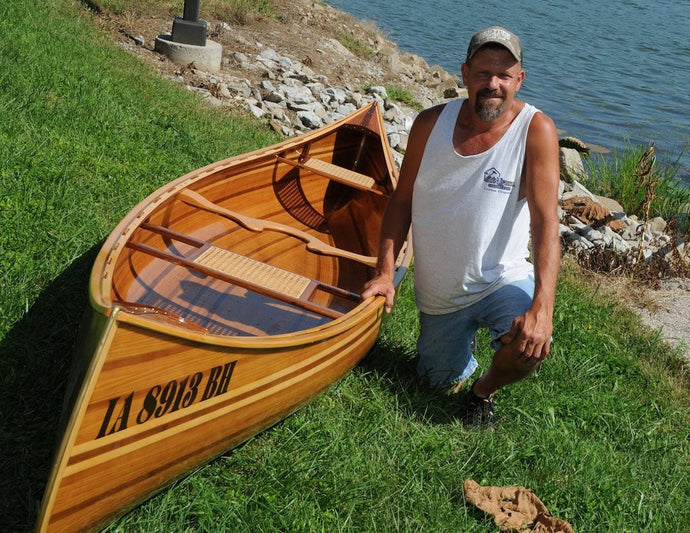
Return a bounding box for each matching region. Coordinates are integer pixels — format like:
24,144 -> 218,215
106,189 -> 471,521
461,47 -> 525,121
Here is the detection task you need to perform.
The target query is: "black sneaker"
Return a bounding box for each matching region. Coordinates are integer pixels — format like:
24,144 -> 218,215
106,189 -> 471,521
462,382 -> 495,429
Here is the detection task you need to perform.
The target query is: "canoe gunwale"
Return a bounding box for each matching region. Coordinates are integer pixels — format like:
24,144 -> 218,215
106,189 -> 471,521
109,292 -> 386,348
89,102 -> 396,315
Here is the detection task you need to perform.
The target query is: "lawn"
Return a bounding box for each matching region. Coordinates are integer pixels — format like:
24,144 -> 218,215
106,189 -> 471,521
1,2 -> 688,532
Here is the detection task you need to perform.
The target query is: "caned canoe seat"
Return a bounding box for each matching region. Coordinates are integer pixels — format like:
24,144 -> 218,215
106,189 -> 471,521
126,223 -> 361,320
193,246 -> 313,300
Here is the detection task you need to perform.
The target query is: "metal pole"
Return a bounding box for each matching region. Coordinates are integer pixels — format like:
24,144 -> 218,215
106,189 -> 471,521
182,0 -> 200,22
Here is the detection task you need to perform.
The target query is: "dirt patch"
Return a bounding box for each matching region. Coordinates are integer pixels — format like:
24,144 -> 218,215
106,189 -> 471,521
632,279 -> 690,357
573,266 -> 690,359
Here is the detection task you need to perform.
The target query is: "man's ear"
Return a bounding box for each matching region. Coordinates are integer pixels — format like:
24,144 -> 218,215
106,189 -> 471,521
516,68 -> 525,91
461,62 -> 469,86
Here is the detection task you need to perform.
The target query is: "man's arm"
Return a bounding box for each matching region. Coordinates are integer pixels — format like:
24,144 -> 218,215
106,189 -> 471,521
361,104 -> 443,312
505,112 -> 561,359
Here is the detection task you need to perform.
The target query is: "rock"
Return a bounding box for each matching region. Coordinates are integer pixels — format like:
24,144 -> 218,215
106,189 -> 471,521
647,216 -> 667,234
320,87 -> 348,106
559,146 -> 588,183
282,84 -> 315,105
263,101 -> 289,121
444,86 -> 464,99
346,91 -> 363,107
563,180 -> 597,201
246,103 -> 265,118
367,86 -> 388,100
594,195 -> 624,214
317,38 -> 355,58
396,131 -> 409,153
566,231 -> 595,250
611,233 -> 632,253
576,225 -> 605,246
296,110 -> 323,129
559,223 -> 573,236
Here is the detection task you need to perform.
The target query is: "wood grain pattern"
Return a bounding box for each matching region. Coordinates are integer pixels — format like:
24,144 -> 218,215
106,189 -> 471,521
36,103 -> 411,532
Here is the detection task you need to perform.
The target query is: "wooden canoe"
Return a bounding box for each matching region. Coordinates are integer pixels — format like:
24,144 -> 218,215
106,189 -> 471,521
36,102 -> 411,532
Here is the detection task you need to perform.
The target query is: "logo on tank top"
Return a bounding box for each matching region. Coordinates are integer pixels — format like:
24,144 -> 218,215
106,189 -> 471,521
482,167 -> 514,193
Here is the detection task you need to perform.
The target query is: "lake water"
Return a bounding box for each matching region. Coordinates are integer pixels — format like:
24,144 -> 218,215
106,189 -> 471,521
327,0 -> 690,184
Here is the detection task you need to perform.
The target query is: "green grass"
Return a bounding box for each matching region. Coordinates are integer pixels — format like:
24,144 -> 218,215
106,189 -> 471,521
338,33 -> 376,59
385,86 -> 424,112
582,144 -> 690,232
2,2 -> 689,532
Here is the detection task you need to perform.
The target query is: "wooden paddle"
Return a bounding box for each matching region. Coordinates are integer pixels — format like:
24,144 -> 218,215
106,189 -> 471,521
178,189 -> 378,268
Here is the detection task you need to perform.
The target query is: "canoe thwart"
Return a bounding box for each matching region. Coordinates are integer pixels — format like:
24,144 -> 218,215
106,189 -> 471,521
177,189 -> 378,268
275,155 -> 384,196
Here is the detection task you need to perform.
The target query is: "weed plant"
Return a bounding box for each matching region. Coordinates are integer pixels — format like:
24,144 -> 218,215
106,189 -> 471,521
1,1 -> 689,532
577,145 -> 690,280
338,33 -> 376,59
386,86 -> 424,112
583,144 -> 690,233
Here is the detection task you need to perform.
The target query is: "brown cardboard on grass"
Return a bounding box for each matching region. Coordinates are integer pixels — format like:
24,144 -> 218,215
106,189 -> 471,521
464,479 -> 575,533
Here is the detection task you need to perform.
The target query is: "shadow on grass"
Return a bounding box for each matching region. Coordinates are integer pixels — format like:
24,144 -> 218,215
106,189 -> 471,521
359,339 -> 469,424
0,245 -> 99,532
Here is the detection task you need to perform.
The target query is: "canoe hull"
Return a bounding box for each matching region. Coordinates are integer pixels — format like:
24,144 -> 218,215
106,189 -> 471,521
37,102 -> 409,532
41,299 -> 383,532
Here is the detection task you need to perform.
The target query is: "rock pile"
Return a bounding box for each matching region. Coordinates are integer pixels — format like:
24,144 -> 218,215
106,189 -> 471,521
161,37 -> 463,168
559,153 -> 688,278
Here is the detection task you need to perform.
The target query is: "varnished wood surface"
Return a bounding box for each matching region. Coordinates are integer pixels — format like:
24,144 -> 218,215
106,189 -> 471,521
36,103 -> 410,532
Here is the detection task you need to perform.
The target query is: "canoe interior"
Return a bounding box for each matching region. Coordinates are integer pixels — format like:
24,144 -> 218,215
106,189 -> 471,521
109,123 -> 393,336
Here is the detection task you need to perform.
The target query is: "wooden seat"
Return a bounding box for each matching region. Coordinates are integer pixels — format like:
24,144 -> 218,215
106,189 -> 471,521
194,246 -> 312,300
301,157 -> 377,190
276,155 -> 384,195
127,223 -> 362,320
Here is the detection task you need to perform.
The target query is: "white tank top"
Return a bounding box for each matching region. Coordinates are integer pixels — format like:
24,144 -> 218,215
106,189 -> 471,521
412,99 -> 538,314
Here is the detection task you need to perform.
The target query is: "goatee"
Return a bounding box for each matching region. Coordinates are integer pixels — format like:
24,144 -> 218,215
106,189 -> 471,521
475,90 -> 505,121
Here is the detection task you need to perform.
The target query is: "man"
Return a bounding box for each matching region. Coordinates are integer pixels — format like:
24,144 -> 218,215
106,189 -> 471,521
361,26 -> 560,427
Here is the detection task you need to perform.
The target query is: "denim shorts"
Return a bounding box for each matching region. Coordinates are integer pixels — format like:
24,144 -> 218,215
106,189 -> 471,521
416,277 -> 534,389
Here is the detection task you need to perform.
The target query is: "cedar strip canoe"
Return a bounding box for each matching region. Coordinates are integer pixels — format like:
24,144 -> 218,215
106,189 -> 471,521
36,102 -> 411,532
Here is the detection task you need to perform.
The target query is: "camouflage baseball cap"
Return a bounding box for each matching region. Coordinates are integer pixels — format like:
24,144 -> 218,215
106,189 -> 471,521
466,26 -> 522,63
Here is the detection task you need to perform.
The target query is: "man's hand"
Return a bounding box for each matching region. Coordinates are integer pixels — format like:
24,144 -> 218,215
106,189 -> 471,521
361,276 -> 397,313
500,307 -> 553,362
